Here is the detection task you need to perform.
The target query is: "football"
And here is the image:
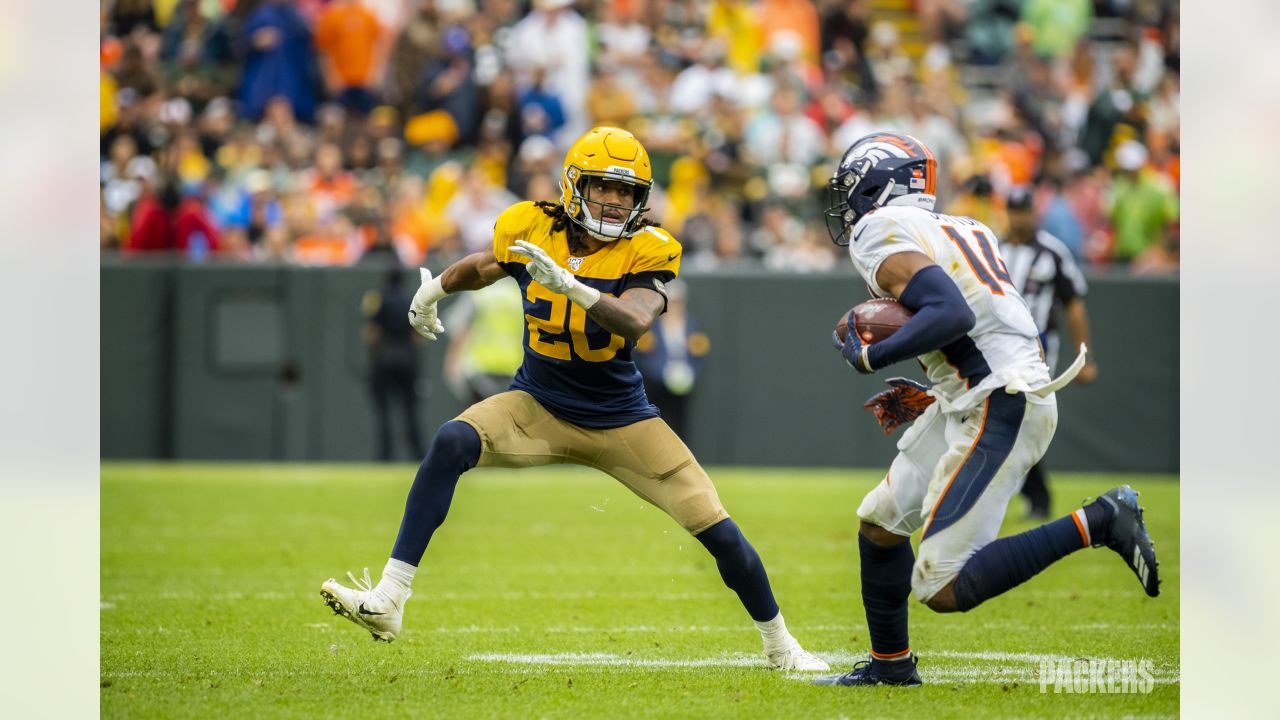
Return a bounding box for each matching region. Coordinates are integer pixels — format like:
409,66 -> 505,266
834,298 -> 915,344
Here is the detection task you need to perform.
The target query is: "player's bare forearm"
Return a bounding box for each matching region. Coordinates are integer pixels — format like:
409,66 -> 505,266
1065,297 -> 1098,381
586,287 -> 664,341
1065,298 -> 1092,353
875,251 -> 937,299
440,251 -> 506,293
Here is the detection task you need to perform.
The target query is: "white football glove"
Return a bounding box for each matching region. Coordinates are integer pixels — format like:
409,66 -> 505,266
507,239 -> 600,309
407,267 -> 446,340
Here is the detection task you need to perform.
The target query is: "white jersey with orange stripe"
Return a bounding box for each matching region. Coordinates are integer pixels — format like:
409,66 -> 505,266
846,205 -> 1084,412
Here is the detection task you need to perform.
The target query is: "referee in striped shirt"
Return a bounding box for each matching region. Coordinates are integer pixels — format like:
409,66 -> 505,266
1002,187 -> 1099,519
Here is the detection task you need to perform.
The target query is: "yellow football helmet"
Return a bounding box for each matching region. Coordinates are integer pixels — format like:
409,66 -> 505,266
560,126 -> 654,241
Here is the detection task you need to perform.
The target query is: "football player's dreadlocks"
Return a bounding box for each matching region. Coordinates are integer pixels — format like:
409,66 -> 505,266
533,200 -> 662,255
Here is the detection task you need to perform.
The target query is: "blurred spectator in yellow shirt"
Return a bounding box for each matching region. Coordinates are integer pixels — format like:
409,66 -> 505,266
707,0 -> 762,75
587,62 -> 637,128
946,174 -> 1009,240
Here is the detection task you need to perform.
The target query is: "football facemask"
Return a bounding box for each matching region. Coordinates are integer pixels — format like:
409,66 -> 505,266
563,169 -> 652,241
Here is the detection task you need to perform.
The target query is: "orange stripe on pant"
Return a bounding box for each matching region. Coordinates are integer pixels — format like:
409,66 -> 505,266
870,647 -> 913,661
921,398 -> 990,538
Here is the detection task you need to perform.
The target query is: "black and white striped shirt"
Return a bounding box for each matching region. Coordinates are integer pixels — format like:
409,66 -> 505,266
1000,230 -> 1088,371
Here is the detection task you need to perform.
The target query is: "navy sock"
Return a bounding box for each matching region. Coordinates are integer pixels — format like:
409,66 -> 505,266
952,513 -> 1088,612
695,519 -> 780,622
390,421 -> 480,565
1082,499 -> 1115,543
859,532 -> 915,665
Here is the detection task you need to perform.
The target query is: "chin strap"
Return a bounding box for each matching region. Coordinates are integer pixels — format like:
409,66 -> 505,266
578,208 -> 632,240
874,179 -> 897,208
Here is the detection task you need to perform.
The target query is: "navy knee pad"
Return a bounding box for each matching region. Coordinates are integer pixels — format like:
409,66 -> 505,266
430,421 -> 481,471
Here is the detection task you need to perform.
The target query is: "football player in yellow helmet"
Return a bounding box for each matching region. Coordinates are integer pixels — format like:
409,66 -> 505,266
318,126 -> 824,671
558,126 -> 654,241
321,127 -> 828,672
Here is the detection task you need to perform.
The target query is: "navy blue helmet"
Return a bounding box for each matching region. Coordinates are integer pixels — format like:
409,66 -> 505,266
824,131 -> 939,245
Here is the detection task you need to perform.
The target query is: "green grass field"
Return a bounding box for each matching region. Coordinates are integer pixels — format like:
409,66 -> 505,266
101,464 -> 1178,718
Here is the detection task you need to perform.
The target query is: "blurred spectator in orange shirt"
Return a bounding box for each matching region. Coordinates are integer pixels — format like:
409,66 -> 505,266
757,0 -> 820,69
315,0 -> 383,115
305,142 -> 358,226
387,176 -> 431,263
991,127 -> 1042,191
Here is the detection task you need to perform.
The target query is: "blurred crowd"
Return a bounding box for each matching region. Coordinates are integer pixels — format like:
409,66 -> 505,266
100,0 -> 1179,274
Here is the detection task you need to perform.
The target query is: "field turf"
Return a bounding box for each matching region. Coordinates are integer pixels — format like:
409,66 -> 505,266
101,464 -> 1178,718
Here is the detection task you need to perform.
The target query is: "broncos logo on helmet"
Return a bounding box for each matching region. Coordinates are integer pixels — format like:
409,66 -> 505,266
824,131 -> 938,245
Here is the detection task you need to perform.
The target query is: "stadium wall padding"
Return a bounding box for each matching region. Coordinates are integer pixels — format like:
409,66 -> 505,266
101,261 -> 1178,473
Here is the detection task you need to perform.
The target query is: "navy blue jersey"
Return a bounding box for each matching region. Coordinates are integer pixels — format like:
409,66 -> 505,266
492,202 -> 680,428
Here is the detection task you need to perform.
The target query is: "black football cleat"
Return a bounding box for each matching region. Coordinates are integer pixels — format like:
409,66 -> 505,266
1090,485 -> 1161,597
813,656 -> 922,687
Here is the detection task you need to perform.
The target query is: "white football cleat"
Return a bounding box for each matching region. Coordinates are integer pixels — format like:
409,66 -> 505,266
765,637 -> 831,671
320,568 -> 409,643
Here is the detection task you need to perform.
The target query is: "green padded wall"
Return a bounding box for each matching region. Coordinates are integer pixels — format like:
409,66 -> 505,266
101,261 -> 1177,473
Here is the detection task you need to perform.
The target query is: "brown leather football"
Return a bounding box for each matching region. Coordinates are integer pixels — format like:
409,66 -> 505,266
834,299 -> 916,344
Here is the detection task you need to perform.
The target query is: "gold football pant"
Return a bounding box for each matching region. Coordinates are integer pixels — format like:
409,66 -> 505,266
455,390 -> 729,534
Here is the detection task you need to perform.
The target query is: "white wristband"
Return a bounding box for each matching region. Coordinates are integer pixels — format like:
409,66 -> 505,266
564,279 -> 601,310
421,274 -> 447,304
859,345 -> 874,373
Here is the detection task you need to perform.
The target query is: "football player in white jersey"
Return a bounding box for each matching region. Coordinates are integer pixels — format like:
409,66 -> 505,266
813,132 -> 1161,688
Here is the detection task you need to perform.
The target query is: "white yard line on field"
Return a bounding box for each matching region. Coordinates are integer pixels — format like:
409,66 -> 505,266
469,652 -> 766,668
468,651 -> 1180,685
408,622 -> 1173,635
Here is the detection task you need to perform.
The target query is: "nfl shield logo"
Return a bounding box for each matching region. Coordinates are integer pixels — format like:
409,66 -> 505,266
567,256 -> 584,272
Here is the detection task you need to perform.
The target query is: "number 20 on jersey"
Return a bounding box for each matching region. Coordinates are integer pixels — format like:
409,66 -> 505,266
524,282 -> 624,362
